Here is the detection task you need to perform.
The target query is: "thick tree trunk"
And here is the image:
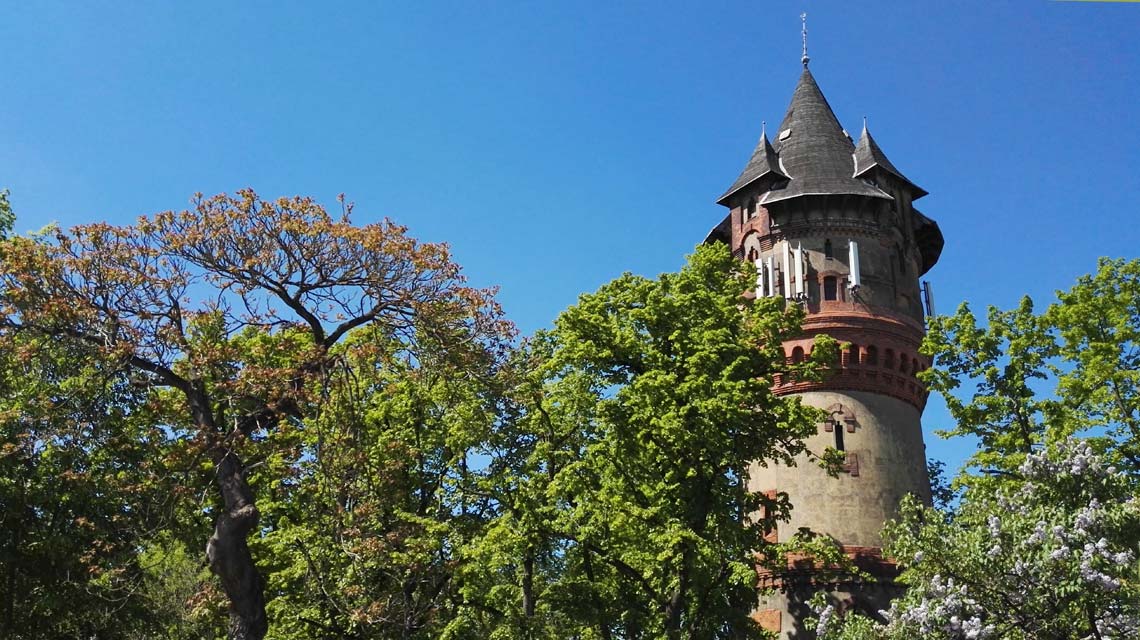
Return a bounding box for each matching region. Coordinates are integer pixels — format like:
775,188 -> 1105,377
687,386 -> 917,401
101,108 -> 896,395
663,546 -> 690,640
522,550 -> 536,618
206,450 -> 267,640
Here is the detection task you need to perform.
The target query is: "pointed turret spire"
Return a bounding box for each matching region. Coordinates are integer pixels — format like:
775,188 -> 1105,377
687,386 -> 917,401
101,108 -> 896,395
853,120 -> 928,199
717,122 -> 787,204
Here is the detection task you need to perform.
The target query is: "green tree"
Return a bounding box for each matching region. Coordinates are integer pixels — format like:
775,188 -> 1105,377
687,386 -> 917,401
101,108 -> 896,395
0,331 -> 186,638
453,244 -> 836,639
920,258 -> 1140,482
0,191 -> 508,639
0,189 -> 13,238
254,323 -> 506,639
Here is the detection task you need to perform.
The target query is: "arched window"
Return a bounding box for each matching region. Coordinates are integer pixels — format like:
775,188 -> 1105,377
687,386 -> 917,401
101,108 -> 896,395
823,276 -> 838,301
899,356 -> 909,374
824,239 -> 833,258
791,346 -> 805,364
884,349 -> 895,369
747,247 -> 758,261
865,345 -> 878,366
845,343 -> 859,367
912,358 -> 920,376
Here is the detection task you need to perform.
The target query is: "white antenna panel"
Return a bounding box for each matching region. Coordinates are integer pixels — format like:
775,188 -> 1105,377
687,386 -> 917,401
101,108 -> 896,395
923,281 -> 936,317
847,239 -> 861,289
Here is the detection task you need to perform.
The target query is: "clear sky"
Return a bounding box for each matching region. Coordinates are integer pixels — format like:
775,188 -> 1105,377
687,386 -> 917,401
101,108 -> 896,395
2,1 -> 1138,473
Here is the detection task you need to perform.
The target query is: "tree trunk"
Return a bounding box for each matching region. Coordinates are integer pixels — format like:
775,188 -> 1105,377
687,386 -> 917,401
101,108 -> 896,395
582,548 -> 613,640
522,550 -> 536,618
206,450 -> 267,640
663,545 -> 690,640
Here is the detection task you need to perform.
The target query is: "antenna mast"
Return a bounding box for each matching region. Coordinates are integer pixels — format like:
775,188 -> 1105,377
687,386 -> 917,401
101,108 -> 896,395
801,12 -> 810,67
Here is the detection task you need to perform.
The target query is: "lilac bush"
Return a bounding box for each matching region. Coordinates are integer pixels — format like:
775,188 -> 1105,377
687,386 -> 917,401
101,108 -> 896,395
810,438 -> 1140,640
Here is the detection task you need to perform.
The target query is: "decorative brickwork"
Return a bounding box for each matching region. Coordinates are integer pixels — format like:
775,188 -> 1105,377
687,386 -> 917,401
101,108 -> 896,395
756,545 -> 901,591
773,307 -> 930,411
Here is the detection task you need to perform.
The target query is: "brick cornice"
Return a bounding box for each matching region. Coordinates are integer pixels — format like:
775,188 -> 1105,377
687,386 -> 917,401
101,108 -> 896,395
776,305 -> 930,410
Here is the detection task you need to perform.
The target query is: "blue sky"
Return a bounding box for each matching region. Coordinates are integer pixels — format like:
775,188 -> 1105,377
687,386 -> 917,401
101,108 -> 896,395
2,1 -> 1138,473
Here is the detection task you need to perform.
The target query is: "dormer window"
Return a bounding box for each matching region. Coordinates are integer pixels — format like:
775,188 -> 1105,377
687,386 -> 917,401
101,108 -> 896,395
824,239 -> 833,259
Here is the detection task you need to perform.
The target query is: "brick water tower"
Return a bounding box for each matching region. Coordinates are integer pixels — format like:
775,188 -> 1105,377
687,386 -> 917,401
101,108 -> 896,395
703,50 -> 944,637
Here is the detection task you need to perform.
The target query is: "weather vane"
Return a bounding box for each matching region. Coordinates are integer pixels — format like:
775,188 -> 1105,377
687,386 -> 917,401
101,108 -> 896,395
801,12 -> 810,67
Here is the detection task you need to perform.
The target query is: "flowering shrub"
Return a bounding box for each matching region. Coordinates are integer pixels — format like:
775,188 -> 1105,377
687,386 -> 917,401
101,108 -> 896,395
810,438 -> 1140,639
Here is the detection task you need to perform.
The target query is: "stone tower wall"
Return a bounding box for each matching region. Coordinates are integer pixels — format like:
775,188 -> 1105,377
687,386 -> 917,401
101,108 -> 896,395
748,389 -> 930,548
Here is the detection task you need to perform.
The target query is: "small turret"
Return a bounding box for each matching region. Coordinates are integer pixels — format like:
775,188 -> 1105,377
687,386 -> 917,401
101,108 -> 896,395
852,121 -> 929,199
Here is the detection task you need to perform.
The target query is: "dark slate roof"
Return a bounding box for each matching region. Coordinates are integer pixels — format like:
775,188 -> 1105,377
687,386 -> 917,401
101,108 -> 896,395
717,128 -> 787,204
703,213 -> 731,246
852,124 -> 928,199
758,67 -> 891,205
913,208 -> 944,275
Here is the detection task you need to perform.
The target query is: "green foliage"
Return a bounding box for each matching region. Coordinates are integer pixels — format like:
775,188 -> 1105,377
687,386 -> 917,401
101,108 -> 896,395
452,244 -> 829,639
0,189 -> 13,239
1048,258 -> 1140,468
136,535 -> 228,639
0,194 -> 834,639
921,257 -> 1140,483
254,325 -> 502,639
0,333 -> 182,638
920,297 -> 1058,483
0,191 -> 510,638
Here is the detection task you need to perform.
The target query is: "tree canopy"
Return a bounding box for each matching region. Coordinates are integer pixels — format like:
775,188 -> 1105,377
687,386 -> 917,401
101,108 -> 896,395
12,188 -> 1134,639
0,194 -> 834,639
0,191 -> 508,639
449,243 -> 834,639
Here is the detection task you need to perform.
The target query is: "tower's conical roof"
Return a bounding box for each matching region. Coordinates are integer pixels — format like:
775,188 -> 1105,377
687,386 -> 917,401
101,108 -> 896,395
718,66 -> 892,207
762,67 -> 890,205
853,123 -> 928,199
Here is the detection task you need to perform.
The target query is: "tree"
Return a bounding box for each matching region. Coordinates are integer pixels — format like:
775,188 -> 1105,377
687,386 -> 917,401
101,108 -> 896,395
810,258 -> 1140,639
0,191 -> 509,639
254,323 -> 506,639
920,258 -> 1140,481
0,189 -> 13,238
452,244 -> 836,638
0,332 -> 186,638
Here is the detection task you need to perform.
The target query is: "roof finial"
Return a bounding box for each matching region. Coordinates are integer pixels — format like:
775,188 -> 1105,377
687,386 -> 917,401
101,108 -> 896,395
761,120 -> 767,137
862,115 -> 868,131
801,12 -> 810,67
